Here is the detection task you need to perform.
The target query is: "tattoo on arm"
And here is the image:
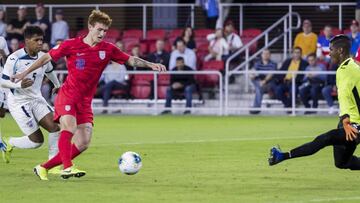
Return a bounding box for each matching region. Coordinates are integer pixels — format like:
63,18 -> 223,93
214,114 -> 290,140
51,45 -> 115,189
131,57 -> 152,68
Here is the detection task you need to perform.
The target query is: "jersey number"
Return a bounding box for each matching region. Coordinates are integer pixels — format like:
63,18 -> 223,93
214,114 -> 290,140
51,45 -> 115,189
32,73 -> 37,81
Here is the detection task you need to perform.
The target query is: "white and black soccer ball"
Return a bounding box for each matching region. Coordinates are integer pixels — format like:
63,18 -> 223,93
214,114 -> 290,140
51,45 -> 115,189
118,151 -> 142,175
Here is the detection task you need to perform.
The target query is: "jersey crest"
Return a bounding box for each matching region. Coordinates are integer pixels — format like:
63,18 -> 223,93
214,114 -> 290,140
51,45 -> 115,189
99,51 -> 106,60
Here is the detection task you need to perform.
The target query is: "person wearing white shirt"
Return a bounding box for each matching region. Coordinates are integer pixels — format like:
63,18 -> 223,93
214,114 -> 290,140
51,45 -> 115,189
169,39 -> 197,70
224,20 -> 242,53
50,9 -> 69,46
205,28 -> 229,61
0,36 -> 9,118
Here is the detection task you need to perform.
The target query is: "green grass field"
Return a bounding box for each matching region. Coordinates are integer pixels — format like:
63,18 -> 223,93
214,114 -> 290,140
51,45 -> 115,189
1,115 -> 360,203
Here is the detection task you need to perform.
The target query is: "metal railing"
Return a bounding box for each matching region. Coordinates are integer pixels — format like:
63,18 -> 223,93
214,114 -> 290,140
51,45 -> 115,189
1,2 -> 355,37
224,12 -> 301,113
225,70 -> 337,116
53,70 -> 223,115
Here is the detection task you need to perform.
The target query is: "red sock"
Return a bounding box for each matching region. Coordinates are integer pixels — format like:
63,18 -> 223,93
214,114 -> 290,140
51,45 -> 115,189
42,144 -> 82,169
58,130 -> 74,169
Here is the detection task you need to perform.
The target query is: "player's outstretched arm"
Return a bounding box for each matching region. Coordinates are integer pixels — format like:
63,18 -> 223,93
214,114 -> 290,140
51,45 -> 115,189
12,53 -> 53,83
126,56 -> 166,72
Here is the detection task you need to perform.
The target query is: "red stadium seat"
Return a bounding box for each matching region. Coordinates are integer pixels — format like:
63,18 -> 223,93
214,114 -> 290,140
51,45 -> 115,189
195,74 -> 220,88
76,29 -> 88,37
202,60 -> 224,71
123,29 -> 143,40
319,27 -> 342,36
106,28 -> 121,40
130,85 -> 151,99
130,74 -> 154,99
195,29 -> 213,38
157,74 -> 170,99
241,28 -> 262,38
140,42 -> 148,55
147,29 -> 167,40
169,29 -> 183,38
123,38 -> 140,53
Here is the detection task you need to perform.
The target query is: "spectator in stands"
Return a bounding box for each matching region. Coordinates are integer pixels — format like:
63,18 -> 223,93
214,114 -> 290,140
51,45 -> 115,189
6,5 -> 30,42
0,7 -> 6,37
51,9 -> 69,46
198,0 -> 219,29
148,39 -> 170,69
162,57 -> 196,115
299,53 -> 326,114
274,47 -> 308,110
347,20 -> 360,56
321,64 -> 338,115
294,19 -> 317,58
169,39 -> 197,70
223,20 -> 243,54
100,61 -> 129,114
250,49 -> 277,114
31,3 -> 51,43
173,27 -> 196,51
205,28 -> 229,61
316,25 -> 333,62
9,38 -> 20,53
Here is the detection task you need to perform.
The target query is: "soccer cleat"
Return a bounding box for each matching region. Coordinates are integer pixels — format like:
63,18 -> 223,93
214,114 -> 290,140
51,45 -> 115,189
0,136 -> 13,163
60,166 -> 86,179
48,166 -> 62,175
33,165 -> 49,181
268,145 -> 285,166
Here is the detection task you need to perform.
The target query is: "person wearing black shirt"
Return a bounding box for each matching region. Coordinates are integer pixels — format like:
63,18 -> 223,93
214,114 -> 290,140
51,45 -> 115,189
162,57 -> 196,115
173,27 -> 196,51
147,39 -> 170,69
6,5 -> 30,41
31,3 -> 51,43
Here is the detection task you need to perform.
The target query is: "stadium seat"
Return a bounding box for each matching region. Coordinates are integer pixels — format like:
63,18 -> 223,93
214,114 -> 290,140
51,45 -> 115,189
106,28 -> 121,40
123,38 -> 140,53
195,29 -> 213,38
202,60 -> 224,71
168,29 -> 183,38
147,29 -> 167,40
157,74 -> 170,99
319,27 -> 342,36
122,29 -> 143,40
76,29 -> 88,37
130,74 -> 154,99
140,42 -> 148,55
241,28 -> 262,38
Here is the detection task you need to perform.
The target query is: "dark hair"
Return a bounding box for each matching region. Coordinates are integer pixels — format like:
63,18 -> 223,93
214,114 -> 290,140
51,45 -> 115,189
181,26 -> 194,40
176,56 -> 184,61
293,46 -> 302,53
176,39 -> 185,45
330,34 -> 351,54
24,26 -> 44,39
307,53 -> 316,59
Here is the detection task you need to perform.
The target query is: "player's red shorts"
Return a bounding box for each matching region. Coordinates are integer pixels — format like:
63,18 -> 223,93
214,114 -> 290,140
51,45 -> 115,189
53,90 -> 93,125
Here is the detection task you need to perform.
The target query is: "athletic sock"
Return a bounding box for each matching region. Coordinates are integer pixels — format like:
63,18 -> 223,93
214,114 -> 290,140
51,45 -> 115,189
9,136 -> 42,149
58,130 -> 74,169
48,131 -> 60,160
42,144 -> 82,170
283,152 -> 290,159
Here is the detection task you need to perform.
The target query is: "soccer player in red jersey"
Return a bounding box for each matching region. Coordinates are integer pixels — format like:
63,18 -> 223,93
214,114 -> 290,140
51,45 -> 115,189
13,10 -> 166,180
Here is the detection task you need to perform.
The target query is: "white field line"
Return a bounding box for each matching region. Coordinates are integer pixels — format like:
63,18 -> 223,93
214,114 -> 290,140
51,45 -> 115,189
109,135 -> 315,145
310,196 -> 360,202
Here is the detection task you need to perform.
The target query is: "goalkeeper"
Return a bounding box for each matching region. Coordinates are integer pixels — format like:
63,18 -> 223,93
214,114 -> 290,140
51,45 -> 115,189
269,35 -> 360,170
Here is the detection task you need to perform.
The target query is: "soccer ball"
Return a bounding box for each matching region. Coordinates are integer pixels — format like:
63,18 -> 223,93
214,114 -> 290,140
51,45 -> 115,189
118,151 -> 142,175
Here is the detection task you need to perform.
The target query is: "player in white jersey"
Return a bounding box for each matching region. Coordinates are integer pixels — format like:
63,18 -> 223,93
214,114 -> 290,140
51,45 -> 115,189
0,36 -> 10,117
0,26 -> 60,164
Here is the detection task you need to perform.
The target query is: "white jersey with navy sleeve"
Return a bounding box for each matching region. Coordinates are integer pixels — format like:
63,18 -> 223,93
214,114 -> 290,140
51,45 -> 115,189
2,48 -> 53,104
0,36 -> 10,109
2,48 -> 54,135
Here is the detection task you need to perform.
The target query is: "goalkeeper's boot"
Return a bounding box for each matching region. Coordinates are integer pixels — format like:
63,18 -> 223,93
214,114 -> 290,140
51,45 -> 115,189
33,165 -> 49,181
0,136 -> 13,163
268,145 -> 285,166
61,165 -> 86,179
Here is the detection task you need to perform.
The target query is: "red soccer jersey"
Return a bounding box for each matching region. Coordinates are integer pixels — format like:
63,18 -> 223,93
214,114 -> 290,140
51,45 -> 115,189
49,36 -> 130,102
355,47 -> 360,62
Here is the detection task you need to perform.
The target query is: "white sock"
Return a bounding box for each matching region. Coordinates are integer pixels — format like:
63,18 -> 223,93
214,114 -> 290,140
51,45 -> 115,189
48,131 -> 59,160
9,136 -> 42,149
